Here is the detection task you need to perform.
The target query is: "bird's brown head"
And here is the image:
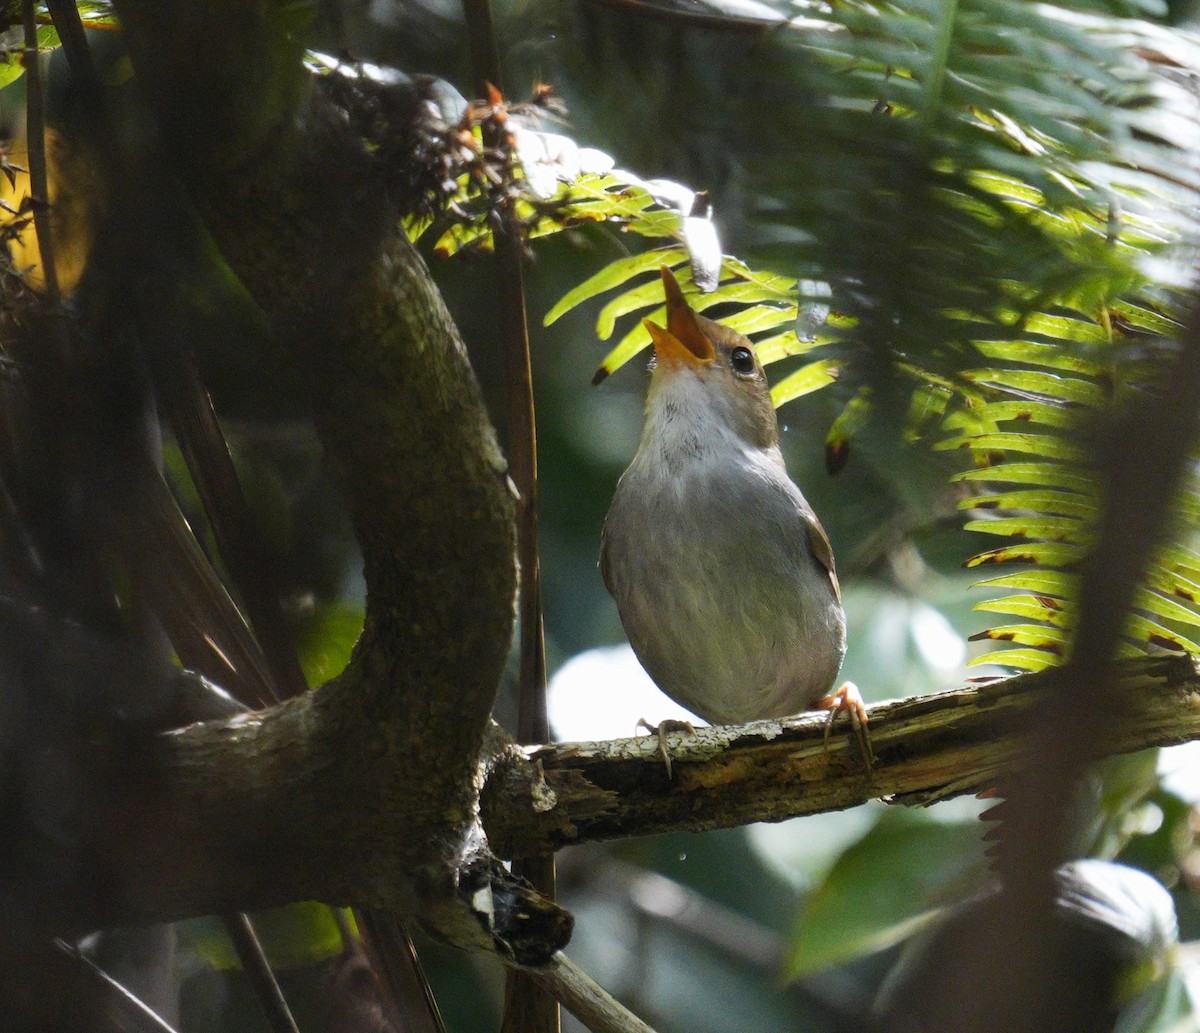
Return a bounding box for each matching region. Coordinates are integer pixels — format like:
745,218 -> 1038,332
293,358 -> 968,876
643,266 -> 778,450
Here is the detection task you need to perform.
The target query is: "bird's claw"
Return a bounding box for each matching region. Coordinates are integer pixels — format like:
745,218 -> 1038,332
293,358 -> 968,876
817,681 -> 873,774
637,718 -> 696,779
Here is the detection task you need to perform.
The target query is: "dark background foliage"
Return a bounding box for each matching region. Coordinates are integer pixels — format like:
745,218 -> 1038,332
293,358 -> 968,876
4,0 -> 1200,1029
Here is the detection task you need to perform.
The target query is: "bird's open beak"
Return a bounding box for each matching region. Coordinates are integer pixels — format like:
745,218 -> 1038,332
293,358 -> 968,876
644,266 -> 715,370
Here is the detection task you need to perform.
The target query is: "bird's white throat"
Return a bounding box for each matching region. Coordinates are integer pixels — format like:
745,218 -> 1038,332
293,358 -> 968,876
637,368 -> 785,482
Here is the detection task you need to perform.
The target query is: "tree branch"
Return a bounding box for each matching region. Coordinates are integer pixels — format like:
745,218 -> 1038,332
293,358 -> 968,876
481,655 -> 1200,856
0,0 -> 568,962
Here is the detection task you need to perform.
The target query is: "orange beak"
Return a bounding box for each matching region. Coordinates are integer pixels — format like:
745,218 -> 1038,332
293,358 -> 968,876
644,266 -> 715,370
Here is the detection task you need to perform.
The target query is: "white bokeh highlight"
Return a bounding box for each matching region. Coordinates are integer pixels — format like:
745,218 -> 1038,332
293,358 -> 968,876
548,644 -> 703,742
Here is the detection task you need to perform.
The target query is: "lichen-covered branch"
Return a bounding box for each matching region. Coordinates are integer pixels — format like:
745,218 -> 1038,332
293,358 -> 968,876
481,655 -> 1200,856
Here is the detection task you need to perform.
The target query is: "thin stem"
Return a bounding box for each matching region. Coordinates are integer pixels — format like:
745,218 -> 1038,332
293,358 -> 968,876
166,356 -> 306,701
533,954 -> 661,1033
22,0 -> 59,299
44,0 -> 100,88
461,0 -> 549,750
222,913 -> 301,1033
460,4 -> 556,1029
356,910 -> 447,1033
56,940 -> 183,1033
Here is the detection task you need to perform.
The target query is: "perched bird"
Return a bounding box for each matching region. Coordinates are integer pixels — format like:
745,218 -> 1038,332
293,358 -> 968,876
601,267 -> 864,743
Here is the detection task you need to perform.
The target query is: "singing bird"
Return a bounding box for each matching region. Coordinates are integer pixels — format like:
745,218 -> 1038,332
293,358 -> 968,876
601,267 -> 865,745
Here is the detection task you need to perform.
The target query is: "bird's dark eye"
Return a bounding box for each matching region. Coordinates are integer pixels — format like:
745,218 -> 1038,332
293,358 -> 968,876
730,346 -> 755,375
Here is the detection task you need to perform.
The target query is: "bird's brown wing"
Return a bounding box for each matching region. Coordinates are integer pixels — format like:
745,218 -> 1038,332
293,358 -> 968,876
805,514 -> 842,604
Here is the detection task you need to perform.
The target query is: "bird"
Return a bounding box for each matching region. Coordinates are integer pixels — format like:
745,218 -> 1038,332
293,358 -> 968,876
600,266 -> 866,758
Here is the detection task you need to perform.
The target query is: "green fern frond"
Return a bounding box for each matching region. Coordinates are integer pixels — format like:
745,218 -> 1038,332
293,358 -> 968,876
520,0 -> 1200,675
543,247 -> 822,386
950,296 -> 1200,668
756,0 -> 1200,671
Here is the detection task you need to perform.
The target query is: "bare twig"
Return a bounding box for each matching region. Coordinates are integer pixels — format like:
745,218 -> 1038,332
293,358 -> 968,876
533,954 -> 660,1033
222,914 -> 300,1033
460,3 -> 557,1030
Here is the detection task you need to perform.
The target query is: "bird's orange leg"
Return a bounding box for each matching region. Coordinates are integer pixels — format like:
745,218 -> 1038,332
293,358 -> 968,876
815,681 -> 873,773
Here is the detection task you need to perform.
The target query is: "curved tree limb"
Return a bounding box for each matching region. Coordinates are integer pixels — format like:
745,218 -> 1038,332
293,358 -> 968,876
0,0 -> 568,963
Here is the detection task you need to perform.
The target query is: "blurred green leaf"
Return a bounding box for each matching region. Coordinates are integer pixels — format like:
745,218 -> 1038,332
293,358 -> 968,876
782,808 -> 986,979
178,903 -> 345,971
75,1 -> 119,26
0,53 -> 23,92
953,462 -> 1098,493
297,602 -> 363,687
0,24 -> 60,90
962,488 -> 1098,519
973,569 -> 1077,597
1114,964 -> 1200,1033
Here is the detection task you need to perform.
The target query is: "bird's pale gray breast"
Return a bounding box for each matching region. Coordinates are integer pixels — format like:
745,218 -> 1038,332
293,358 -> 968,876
601,449 -> 846,723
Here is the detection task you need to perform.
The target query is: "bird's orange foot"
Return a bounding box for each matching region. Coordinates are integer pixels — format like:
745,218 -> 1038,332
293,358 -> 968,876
815,681 -> 873,774
636,718 -> 697,779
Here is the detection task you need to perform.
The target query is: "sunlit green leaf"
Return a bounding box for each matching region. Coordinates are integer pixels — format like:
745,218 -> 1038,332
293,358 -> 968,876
544,248 -> 687,327
938,431 -> 1087,462
959,368 -> 1106,407
0,25 -> 60,91
714,304 -> 795,339
953,462 -> 1097,494
960,489 -> 1097,519
1134,589 -> 1200,631
969,623 -> 1069,651
967,646 -> 1062,671
0,54 -> 22,92
597,278 -> 680,341
75,1 -> 120,26
963,515 -> 1092,543
973,569 -> 1077,598
771,359 -> 843,408
756,330 -> 827,365
1124,614 -> 1198,654
946,399 -> 1081,431
973,594 -> 1071,626
965,541 -> 1087,568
